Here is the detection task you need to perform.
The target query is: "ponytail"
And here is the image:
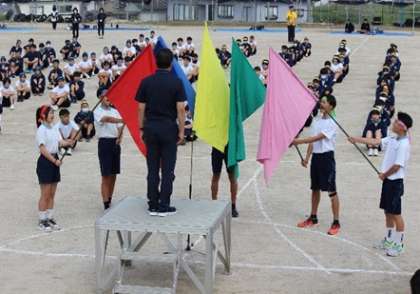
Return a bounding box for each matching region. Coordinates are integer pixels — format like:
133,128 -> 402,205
36,105 -> 51,128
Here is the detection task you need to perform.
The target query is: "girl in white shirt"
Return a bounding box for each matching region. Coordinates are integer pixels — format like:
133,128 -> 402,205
292,95 -> 341,236
35,105 -> 74,232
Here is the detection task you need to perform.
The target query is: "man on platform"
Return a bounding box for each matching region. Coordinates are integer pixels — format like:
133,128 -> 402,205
286,5 -> 298,43
136,48 -> 186,217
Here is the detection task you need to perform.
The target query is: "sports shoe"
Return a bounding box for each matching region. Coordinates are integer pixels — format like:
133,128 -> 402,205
386,242 -> 404,257
297,217 -> 318,228
148,208 -> 158,216
39,220 -> 52,232
328,223 -> 341,235
158,206 -> 177,217
232,207 -> 239,218
373,149 -> 379,156
368,148 -> 374,156
48,218 -> 61,231
66,148 -> 72,156
10,104 -> 15,110
374,238 -> 394,250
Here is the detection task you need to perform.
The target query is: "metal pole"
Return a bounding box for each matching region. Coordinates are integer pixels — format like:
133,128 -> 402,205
412,0 -> 416,33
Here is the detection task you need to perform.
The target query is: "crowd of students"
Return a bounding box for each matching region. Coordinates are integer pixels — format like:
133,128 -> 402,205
362,43 -> 401,157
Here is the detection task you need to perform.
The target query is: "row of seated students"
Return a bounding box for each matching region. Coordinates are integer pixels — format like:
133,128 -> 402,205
215,35 -> 259,69
362,43 -> 401,156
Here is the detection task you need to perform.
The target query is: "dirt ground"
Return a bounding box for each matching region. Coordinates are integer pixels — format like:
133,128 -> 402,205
0,23 -> 419,294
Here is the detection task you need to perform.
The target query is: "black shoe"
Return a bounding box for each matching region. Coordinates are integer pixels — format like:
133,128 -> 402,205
148,207 -> 158,216
232,207 -> 239,218
158,206 -> 177,217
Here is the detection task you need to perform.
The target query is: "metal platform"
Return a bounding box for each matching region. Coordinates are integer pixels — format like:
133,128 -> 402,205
95,196 -> 232,294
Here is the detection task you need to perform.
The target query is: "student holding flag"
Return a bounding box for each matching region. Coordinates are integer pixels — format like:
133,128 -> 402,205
292,95 -> 341,236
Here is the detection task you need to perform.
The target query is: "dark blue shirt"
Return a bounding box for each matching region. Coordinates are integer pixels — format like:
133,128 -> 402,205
135,69 -> 186,123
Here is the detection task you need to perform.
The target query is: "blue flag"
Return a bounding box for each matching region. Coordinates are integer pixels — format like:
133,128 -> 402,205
154,36 -> 196,115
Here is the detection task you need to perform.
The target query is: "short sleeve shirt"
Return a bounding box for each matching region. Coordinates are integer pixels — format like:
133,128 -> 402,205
135,70 -> 186,123
381,136 -> 410,180
15,80 -> 30,89
52,84 -> 70,95
311,116 -> 337,154
36,124 -> 62,154
56,121 -> 79,139
94,105 -> 123,138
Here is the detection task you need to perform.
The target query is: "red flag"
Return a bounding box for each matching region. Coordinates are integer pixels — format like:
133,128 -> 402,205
107,46 -> 157,156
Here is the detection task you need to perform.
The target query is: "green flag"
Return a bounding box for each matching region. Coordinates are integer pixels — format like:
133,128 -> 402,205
227,40 -> 266,172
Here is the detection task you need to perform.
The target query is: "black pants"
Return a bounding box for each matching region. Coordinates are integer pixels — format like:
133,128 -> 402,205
52,21 -> 57,30
143,121 -> 178,210
288,25 -> 295,42
98,22 -> 105,36
72,23 -> 79,39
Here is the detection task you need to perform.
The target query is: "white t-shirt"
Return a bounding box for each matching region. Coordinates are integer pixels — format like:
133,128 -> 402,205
180,63 -> 193,76
52,84 -> 70,96
55,120 -> 79,139
94,105 -> 123,138
99,68 -> 113,80
36,123 -> 62,154
15,80 -> 30,89
185,43 -> 195,51
381,136 -> 410,180
1,85 -> 16,96
330,63 -> 343,73
112,64 -> 127,76
64,64 -> 79,75
311,116 -> 337,154
99,53 -> 113,64
78,60 -> 92,70
123,46 -> 136,57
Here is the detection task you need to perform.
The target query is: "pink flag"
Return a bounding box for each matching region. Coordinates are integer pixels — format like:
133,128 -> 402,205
257,48 -> 317,183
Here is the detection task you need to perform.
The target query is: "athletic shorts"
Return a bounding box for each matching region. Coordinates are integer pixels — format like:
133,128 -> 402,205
211,147 -> 234,175
310,151 -> 336,193
98,138 -> 121,176
36,154 -> 60,184
380,178 -> 404,215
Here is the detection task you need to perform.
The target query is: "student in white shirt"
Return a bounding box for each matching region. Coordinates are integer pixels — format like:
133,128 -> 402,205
50,76 -> 70,109
180,55 -> 193,81
330,56 -> 344,82
185,37 -> 195,54
99,46 -> 113,66
150,30 -> 158,45
138,34 -> 147,49
111,56 -> 127,80
78,52 -> 92,78
56,108 -> 80,155
35,105 -> 74,232
176,37 -> 185,56
15,72 -> 31,101
94,92 -> 124,210
349,112 -> 413,257
1,77 -> 17,110
122,40 -> 136,61
293,95 -> 341,236
63,57 -> 79,82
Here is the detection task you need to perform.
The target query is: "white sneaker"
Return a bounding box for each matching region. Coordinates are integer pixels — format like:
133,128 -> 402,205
10,104 -> 15,110
48,219 -> 61,231
368,148 -> 374,156
386,242 -> 404,257
373,149 -> 379,156
39,220 -> 52,232
373,238 -> 393,250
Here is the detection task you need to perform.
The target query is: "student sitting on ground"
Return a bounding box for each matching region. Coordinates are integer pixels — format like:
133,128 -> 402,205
1,77 -> 17,110
122,40 -> 136,61
78,52 -> 93,79
56,108 -> 79,156
254,66 -> 266,85
70,37 -> 81,58
249,35 -> 257,56
171,42 -> 179,60
74,100 -> 95,142
15,73 -> 31,101
63,57 -> 79,82
190,53 -> 200,83
185,37 -> 195,55
90,52 -> 100,76
177,37 -> 186,56
330,55 -> 344,83
23,44 -> 40,72
345,19 -> 355,33
44,41 -> 56,66
261,59 -> 269,81
362,108 -> 387,156
31,67 -> 46,96
111,56 -> 127,80
217,44 -> 232,68
50,77 -> 70,110
319,68 -> 334,96
302,37 -> 312,57
110,45 -> 122,64
99,47 -> 113,67
98,61 -> 113,89
180,55 -> 194,82
60,40 -> 72,61
9,54 -> 23,78
338,47 -> 350,77
69,72 -> 85,103
359,18 -> 371,34
48,59 -> 63,89
0,56 -> 10,82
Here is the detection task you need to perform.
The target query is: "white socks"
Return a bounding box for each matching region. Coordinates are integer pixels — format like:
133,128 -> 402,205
394,231 -> 404,245
47,209 -> 54,220
39,209 -> 54,221
385,227 -> 394,242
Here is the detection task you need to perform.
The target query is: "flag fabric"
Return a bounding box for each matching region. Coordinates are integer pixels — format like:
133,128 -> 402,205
227,39 -> 266,171
154,36 -> 196,115
257,48 -> 317,183
106,45 -> 157,156
193,23 -> 230,152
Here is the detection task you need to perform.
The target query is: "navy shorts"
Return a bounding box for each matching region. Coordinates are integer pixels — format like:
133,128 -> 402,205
310,151 -> 336,193
36,154 -> 61,184
211,147 -> 234,175
98,138 -> 121,176
380,179 -> 404,215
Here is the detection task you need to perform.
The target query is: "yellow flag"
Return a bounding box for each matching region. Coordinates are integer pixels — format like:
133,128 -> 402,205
193,23 -> 230,152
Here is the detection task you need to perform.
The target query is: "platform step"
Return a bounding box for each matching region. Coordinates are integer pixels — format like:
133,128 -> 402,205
120,252 -> 178,264
113,284 -> 172,294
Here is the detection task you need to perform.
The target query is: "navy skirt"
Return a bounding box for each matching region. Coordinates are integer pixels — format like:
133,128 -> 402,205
36,154 -> 60,184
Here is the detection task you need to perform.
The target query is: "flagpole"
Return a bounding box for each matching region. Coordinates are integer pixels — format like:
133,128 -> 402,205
60,96 -> 104,162
294,145 -> 304,161
186,131 -> 195,251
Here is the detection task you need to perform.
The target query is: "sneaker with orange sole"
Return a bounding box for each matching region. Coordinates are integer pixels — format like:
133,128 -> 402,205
327,223 -> 341,235
297,218 -> 318,228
